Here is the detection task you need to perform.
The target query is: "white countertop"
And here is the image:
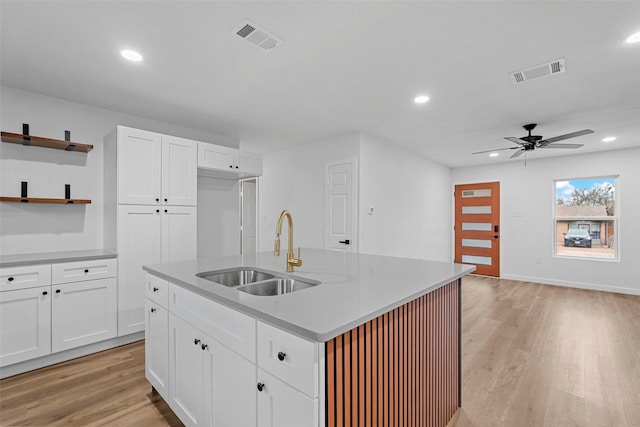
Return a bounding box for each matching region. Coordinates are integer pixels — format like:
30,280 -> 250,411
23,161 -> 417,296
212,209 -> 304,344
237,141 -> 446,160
0,249 -> 117,268
143,249 -> 475,342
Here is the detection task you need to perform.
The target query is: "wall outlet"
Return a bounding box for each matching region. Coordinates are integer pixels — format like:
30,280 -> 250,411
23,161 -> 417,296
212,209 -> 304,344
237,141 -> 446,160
368,206 -> 374,215
535,257 -> 541,264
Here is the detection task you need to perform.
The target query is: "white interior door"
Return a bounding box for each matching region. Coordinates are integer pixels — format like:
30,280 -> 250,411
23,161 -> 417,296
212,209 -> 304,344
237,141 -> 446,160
325,160 -> 357,253
240,179 -> 257,254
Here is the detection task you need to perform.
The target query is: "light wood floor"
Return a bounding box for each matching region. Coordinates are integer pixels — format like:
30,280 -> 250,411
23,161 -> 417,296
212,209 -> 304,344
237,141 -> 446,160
1,276 -> 639,426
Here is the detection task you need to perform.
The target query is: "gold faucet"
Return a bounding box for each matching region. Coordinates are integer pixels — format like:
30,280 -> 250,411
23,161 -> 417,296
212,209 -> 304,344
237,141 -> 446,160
274,210 -> 302,272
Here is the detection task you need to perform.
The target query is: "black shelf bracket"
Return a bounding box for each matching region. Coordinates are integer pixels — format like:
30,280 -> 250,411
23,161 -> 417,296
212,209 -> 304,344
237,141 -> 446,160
22,123 -> 31,146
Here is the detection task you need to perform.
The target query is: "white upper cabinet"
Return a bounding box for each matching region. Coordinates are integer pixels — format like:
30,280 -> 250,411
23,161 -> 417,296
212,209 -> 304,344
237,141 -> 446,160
198,142 -> 262,179
114,127 -> 197,206
116,127 -> 162,205
161,135 -> 198,206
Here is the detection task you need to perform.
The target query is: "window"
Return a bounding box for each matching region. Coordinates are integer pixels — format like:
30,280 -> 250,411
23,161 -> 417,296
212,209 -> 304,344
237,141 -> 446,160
554,176 -> 617,260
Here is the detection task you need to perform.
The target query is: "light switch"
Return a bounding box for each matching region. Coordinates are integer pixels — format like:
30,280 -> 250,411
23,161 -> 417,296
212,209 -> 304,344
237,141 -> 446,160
368,206 -> 374,215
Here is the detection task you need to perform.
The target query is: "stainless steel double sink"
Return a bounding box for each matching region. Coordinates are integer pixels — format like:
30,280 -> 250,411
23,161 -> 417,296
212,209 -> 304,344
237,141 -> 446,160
196,267 -> 320,296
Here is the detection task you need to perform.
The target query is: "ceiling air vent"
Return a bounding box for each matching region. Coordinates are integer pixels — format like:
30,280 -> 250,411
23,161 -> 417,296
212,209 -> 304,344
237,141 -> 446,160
509,58 -> 566,85
233,19 -> 283,52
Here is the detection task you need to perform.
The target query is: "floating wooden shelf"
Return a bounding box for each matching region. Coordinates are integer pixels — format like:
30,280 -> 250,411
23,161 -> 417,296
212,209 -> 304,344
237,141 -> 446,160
0,197 -> 92,204
1,131 -> 93,153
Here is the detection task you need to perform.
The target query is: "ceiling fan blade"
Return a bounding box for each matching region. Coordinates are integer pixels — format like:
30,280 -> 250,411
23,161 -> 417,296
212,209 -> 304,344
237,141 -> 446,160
541,129 -> 594,144
510,149 -> 525,158
540,143 -> 583,149
504,137 -> 524,145
472,147 -> 519,154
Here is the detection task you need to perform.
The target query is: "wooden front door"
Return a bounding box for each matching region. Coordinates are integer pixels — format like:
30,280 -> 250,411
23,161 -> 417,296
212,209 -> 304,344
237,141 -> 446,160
454,182 -> 500,276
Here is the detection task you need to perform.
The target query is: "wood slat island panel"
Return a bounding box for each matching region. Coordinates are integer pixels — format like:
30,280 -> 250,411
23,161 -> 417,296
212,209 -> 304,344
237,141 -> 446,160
326,279 -> 460,427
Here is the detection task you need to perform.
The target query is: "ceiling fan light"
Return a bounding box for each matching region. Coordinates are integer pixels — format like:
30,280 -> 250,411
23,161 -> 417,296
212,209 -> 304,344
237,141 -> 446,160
414,95 -> 430,104
602,136 -> 617,142
625,31 -> 640,44
489,153 -> 499,157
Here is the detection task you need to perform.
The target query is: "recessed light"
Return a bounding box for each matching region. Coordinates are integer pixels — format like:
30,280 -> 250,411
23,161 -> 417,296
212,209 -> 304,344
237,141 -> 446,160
602,136 -> 617,142
414,95 -> 430,104
626,31 -> 640,44
489,152 -> 499,157
121,49 -> 143,62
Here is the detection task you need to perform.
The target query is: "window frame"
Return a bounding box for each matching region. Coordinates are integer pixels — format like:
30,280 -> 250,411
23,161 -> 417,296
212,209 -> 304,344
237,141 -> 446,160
553,175 -> 619,261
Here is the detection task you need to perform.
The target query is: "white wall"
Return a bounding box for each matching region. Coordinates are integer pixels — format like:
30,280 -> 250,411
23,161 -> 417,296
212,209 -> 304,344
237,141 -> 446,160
452,147 -> 640,295
258,133 -> 360,252
258,132 -> 454,263
0,86 -> 237,255
359,134 -> 452,261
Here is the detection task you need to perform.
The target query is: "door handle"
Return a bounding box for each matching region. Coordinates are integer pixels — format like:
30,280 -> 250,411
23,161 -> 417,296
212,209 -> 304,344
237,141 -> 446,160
339,239 -> 350,245
494,225 -> 499,232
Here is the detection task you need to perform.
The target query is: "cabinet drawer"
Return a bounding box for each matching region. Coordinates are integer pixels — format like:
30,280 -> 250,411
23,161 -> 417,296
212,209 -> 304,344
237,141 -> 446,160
257,321 -> 319,398
146,274 -> 169,308
51,258 -> 117,284
170,283 -> 256,362
0,264 -> 51,292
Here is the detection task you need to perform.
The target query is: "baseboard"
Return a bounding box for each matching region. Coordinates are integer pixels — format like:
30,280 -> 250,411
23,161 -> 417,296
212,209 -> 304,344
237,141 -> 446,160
0,332 -> 144,379
500,274 -> 640,296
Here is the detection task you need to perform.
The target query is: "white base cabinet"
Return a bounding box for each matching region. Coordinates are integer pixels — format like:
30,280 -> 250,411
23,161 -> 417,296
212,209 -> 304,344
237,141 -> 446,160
257,369 -> 318,427
168,313 -> 256,427
0,257 -> 118,370
146,274 -> 321,427
0,286 -> 51,367
51,278 -> 117,352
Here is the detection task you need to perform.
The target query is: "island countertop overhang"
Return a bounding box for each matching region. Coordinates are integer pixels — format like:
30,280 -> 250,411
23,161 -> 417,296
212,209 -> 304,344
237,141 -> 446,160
143,249 -> 475,342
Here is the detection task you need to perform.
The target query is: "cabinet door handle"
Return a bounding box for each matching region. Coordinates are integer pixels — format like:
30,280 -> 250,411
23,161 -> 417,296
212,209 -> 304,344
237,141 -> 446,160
164,198 -> 168,203
257,382 -> 265,392
156,209 -> 160,213
42,291 -> 48,296
7,277 -> 14,282
55,289 -> 61,294
194,338 -> 201,345
84,269 -> 89,273
156,198 -> 160,202
150,308 -> 156,313
164,209 -> 168,213
277,351 -> 286,361
201,343 -> 208,351
153,287 -> 159,292
229,165 -> 233,169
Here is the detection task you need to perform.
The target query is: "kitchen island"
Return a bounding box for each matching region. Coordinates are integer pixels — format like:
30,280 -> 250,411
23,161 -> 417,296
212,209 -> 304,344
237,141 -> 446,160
143,249 -> 474,427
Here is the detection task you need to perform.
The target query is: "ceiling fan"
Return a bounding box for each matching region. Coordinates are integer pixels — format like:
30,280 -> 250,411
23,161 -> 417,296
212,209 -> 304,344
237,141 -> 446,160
474,123 -> 594,158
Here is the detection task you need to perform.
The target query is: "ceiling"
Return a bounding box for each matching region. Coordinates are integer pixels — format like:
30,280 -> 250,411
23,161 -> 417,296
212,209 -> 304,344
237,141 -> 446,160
1,1 -> 639,168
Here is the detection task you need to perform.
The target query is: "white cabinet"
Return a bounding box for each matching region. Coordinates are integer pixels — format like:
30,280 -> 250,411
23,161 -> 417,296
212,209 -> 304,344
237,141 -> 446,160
51,278 -> 117,352
118,205 -> 162,336
104,126 -> 198,338
257,369 -> 318,427
145,274 -> 169,397
147,278 -> 321,427
198,142 -> 262,178
203,337 -> 256,427
1,264 -> 51,292
162,135 -> 198,206
0,257 -> 117,369
112,126 -> 197,206
146,299 -> 169,396
118,205 -> 196,336
168,313 -> 256,427
0,286 -> 51,367
115,127 -> 162,205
